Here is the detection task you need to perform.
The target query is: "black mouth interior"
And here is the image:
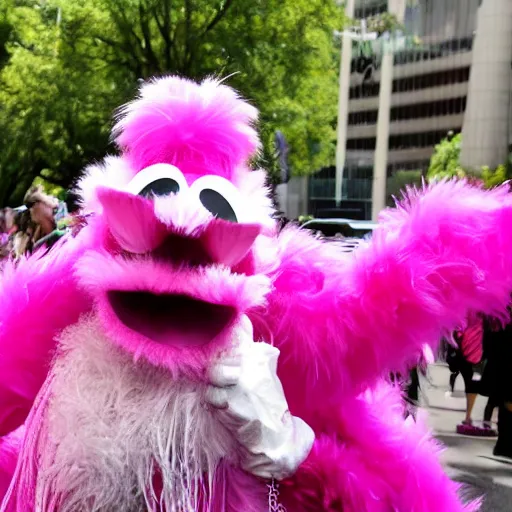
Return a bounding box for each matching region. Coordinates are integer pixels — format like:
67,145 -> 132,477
107,291 -> 236,347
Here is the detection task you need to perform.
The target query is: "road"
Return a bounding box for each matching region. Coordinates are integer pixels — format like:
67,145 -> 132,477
420,364 -> 512,511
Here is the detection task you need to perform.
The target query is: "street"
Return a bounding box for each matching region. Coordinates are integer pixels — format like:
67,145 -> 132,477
421,364 -> 512,511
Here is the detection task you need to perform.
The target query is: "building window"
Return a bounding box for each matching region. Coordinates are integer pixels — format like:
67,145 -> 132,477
347,137 -> 377,151
388,129 -> 459,150
392,67 -> 470,93
347,129 -> 459,152
348,97 -> 467,125
393,37 -> 473,65
349,67 -> 470,99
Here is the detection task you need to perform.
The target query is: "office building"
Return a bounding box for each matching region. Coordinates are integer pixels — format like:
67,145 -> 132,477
309,0 -> 512,219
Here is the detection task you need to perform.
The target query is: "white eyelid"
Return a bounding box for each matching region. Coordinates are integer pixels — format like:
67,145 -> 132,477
125,163 -> 188,196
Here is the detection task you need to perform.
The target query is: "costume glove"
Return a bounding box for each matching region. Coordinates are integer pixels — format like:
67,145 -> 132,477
205,316 -> 314,480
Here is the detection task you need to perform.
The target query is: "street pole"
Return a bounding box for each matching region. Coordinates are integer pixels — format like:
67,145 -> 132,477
371,0 -> 406,222
335,0 -> 355,206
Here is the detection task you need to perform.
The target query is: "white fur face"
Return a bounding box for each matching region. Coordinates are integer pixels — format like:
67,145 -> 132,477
34,316 -> 236,512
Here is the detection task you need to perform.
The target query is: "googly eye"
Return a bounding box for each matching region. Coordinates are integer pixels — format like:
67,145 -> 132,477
190,175 -> 246,223
125,164 -> 188,198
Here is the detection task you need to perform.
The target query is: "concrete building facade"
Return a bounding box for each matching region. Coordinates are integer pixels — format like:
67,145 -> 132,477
308,0 -> 512,220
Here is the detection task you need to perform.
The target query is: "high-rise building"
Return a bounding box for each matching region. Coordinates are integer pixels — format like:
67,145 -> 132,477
309,0 -> 512,219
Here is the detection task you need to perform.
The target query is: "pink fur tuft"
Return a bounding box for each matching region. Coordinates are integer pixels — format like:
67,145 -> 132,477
75,156 -> 137,213
281,382 -> 480,512
114,76 -> 260,180
0,233 -> 93,437
259,180 -> 512,423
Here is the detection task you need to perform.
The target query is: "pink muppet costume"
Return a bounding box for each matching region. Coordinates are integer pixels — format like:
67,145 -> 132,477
1,76 -> 512,511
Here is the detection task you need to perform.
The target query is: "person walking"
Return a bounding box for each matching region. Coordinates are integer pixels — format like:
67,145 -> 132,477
450,313 -> 491,435
479,314 -> 512,457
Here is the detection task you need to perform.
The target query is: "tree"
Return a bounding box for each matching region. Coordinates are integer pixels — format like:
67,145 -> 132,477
0,0 -> 346,205
426,132 -> 465,182
0,0 -> 125,206
426,132 -> 512,189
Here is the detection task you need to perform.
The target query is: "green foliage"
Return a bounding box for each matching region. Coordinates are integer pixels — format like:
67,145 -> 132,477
365,12 -> 403,36
0,0 -> 123,206
427,132 -> 512,189
481,165 -> 507,189
426,133 -> 465,182
386,169 -> 423,206
32,176 -> 66,201
0,0 -> 346,205
298,214 -> 314,225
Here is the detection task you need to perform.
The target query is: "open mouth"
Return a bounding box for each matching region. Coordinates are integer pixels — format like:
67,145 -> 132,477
107,291 -> 236,347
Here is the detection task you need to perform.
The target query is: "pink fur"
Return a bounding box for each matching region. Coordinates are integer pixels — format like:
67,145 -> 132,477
281,383 -> 480,512
75,156 -> 137,213
97,187 -> 168,253
0,429 -> 22,501
75,248 -> 270,376
207,461 -> 266,512
114,76 -> 260,181
3,76 -> 510,511
257,181 -> 512,425
0,232 -> 93,437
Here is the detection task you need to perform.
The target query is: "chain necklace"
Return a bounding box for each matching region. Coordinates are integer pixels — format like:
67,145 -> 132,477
268,479 -> 287,512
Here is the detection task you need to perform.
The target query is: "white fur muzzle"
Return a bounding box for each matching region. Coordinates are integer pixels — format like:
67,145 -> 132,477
34,315 -> 235,511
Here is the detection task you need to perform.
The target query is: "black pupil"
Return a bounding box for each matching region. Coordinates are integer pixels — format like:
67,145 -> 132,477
139,178 -> 180,198
199,189 -> 237,223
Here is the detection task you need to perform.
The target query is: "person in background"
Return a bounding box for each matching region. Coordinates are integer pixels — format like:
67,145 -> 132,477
479,313 -> 512,458
0,210 -> 9,261
478,318 -> 501,434
449,313 -> 491,436
24,186 -> 58,243
3,208 -> 15,235
11,208 -> 35,259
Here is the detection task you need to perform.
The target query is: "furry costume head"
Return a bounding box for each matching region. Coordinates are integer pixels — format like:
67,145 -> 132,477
75,76 -> 277,377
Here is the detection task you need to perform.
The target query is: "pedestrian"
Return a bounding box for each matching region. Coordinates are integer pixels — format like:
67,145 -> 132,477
479,313 -> 512,458
449,313 -> 491,435
23,185 -> 58,247
11,208 -> 34,259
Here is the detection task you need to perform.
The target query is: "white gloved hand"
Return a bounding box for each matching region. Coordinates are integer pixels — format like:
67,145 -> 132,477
205,316 -> 315,480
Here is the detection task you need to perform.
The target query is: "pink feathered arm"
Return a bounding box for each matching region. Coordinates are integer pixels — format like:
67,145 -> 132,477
0,234 -> 91,436
262,181 -> 512,410
281,383 -> 479,512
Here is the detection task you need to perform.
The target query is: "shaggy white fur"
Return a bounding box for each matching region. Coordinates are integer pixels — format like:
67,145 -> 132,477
33,315 -> 236,511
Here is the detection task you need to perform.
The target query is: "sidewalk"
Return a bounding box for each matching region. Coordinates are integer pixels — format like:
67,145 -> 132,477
421,364 -> 512,510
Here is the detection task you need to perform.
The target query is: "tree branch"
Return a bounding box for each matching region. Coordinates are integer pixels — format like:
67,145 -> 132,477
108,4 -> 147,73
151,0 -> 174,71
95,35 -> 143,77
138,1 -> 160,75
202,0 -> 234,35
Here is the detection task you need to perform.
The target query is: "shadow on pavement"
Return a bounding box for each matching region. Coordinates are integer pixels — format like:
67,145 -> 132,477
428,404 -> 466,413
448,463 -> 512,512
436,435 -> 512,511
437,435 -> 496,449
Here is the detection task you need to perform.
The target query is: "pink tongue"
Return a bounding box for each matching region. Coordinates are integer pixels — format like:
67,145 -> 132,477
200,220 -> 260,267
